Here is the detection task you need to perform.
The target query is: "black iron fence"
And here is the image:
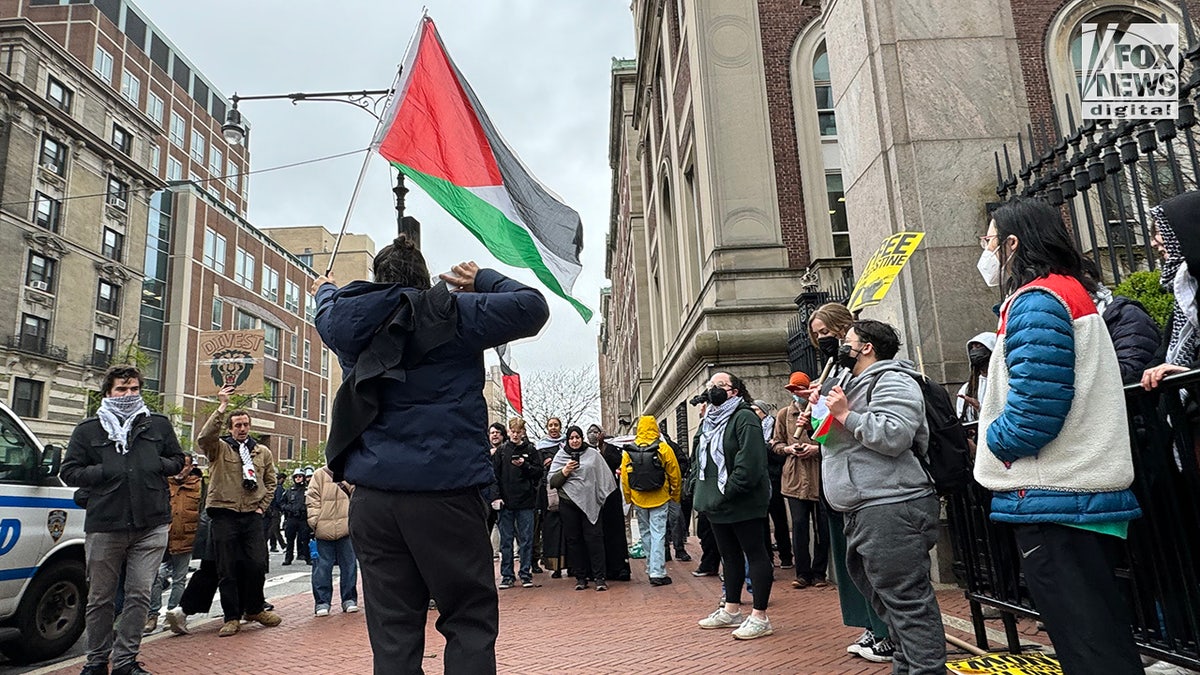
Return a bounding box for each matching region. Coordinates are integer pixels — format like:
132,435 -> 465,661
946,370 -> 1200,669
785,278 -> 852,379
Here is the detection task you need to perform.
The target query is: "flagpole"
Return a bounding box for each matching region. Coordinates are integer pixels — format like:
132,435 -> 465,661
324,149 -> 375,277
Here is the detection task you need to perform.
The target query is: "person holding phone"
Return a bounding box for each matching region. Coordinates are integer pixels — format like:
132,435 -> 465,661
492,418 -> 543,589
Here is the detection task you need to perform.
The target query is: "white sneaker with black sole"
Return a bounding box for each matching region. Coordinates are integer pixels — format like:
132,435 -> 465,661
847,628 -> 875,655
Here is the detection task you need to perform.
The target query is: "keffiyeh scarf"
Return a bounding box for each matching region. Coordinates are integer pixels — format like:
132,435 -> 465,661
1152,206 -> 1200,366
696,396 -> 742,495
96,394 -> 150,454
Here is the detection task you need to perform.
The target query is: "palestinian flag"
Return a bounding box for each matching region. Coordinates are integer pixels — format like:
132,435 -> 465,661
810,396 -> 835,444
496,344 -> 523,415
374,16 -> 591,321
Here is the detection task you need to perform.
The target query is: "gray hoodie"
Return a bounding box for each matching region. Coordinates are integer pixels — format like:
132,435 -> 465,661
820,359 -> 934,513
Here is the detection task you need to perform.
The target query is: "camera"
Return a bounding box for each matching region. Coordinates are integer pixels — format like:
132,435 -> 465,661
689,391 -> 713,406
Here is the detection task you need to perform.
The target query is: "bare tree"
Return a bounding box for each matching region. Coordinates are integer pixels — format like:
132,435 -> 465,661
518,365 -> 601,439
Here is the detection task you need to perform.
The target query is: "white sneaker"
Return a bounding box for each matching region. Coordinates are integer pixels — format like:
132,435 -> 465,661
732,616 -> 774,640
164,607 -> 190,635
315,605 -> 330,617
698,607 -> 744,629
847,628 -> 875,655
342,601 -> 358,613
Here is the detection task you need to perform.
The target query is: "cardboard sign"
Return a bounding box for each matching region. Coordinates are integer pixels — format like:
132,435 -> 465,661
197,330 -> 265,396
947,652 -> 1062,675
847,231 -> 925,312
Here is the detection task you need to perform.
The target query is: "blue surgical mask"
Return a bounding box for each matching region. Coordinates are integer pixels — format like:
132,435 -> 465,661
792,394 -> 802,403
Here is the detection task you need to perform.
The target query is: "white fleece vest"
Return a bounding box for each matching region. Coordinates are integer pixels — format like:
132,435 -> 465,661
975,275 -> 1135,493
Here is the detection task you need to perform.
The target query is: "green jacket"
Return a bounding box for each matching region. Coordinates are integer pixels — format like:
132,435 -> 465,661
690,403 -> 770,524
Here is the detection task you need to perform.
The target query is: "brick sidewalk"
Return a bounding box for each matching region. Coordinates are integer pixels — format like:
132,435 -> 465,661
38,555 -> 1047,674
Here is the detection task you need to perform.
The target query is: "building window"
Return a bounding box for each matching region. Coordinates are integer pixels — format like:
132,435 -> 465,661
167,156 -> 183,181
814,47 -> 837,137
297,253 -> 313,267
319,393 -> 327,423
263,323 -> 280,359
306,293 -> 316,322
263,379 -> 279,411
209,146 -> 223,178
289,333 -> 298,364
34,193 -> 61,232
301,388 -> 309,417
203,228 -> 226,273
169,112 -> 186,147
12,378 -> 43,418
320,348 -> 328,376
93,46 -> 113,81
827,173 -> 851,257
235,309 -> 257,330
284,280 -> 300,313
303,340 -> 311,369
19,314 -> 49,354
148,143 -> 160,174
96,280 -> 120,315
46,77 -> 72,113
190,129 -> 205,164
285,437 -> 294,459
102,228 -> 124,261
92,334 -> 114,368
106,175 -> 128,210
147,92 -> 164,126
39,136 -> 66,175
111,124 -> 131,155
120,71 -> 140,105
226,160 -> 239,191
234,248 -> 254,289
211,296 -> 224,330
26,252 -> 56,292
261,265 -> 279,301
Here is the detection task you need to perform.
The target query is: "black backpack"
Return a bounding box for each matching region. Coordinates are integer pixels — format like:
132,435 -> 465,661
910,374 -> 972,495
625,442 -> 667,492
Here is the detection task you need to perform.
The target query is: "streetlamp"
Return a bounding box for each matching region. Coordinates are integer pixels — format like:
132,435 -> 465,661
220,89 -> 420,247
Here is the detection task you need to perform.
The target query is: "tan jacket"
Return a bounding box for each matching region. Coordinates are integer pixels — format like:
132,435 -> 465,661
306,467 -> 352,541
197,410 -> 276,513
772,403 -> 821,502
166,472 -> 203,555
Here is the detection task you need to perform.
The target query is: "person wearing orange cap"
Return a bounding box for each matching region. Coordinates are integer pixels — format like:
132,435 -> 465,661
771,372 -> 830,590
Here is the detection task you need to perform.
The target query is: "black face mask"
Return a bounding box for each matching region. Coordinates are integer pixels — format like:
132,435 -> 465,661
836,343 -> 860,370
818,336 -> 841,359
707,386 -> 729,406
968,347 -> 991,370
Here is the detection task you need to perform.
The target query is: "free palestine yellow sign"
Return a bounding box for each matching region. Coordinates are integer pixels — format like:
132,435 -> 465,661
947,651 -> 1062,674
847,231 -> 925,312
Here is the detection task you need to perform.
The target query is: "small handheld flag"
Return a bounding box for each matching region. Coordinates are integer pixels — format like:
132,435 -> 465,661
811,396 -> 835,444
496,344 -> 523,415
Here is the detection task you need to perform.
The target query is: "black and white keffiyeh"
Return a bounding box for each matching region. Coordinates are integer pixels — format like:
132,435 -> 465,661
1152,206 -> 1200,366
96,395 -> 150,454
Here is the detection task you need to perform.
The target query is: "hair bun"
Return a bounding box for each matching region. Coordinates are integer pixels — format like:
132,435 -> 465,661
393,234 -> 415,251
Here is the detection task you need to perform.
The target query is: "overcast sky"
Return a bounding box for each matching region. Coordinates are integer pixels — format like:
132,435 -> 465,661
135,0 -> 635,374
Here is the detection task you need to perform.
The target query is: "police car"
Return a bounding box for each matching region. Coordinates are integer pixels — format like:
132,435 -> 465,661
0,401 -> 86,665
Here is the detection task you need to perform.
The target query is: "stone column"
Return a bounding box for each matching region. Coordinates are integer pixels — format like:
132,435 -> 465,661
821,0 -> 1026,382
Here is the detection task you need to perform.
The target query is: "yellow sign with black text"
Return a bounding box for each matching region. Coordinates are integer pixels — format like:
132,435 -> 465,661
947,651 -> 1062,675
847,231 -> 925,313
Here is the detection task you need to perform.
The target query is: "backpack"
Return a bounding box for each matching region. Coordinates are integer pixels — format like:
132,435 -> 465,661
910,374 -> 972,495
866,371 -> 972,495
625,442 -> 667,492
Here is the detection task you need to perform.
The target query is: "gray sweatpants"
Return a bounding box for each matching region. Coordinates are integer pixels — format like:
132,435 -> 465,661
83,524 -> 169,669
844,495 -> 945,675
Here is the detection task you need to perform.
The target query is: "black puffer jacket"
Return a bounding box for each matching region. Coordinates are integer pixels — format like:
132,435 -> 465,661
492,440 -> 543,510
61,413 -> 184,533
1102,296 -> 1162,385
279,483 -> 308,521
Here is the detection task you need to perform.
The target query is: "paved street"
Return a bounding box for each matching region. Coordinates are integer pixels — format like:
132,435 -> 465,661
22,541 -> 1049,675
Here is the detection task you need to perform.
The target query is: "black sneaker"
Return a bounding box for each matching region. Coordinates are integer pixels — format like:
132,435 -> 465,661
575,581 -> 587,591
531,565 -> 544,574
649,576 -> 673,586
676,550 -> 693,562
113,662 -> 153,675
861,637 -> 895,663
595,582 -> 608,591
692,569 -> 716,577
521,579 -> 535,588
79,665 -> 108,675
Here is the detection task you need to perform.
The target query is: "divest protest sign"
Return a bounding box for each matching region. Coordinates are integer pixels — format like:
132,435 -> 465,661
197,330 -> 265,397
947,651 -> 1062,675
847,231 -> 925,313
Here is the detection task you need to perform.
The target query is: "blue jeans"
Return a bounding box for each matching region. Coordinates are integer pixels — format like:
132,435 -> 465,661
635,503 -> 669,579
312,537 -> 358,608
149,552 -> 192,614
498,508 -> 534,581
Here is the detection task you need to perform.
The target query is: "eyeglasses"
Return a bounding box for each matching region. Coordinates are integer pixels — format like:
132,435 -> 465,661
979,234 -> 999,250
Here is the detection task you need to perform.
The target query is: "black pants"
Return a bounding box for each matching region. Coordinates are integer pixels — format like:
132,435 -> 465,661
1013,523 -> 1142,675
695,513 -> 722,574
671,494 -> 693,552
599,491 -> 631,581
711,518 -> 773,611
786,497 -> 830,581
178,559 -> 218,616
350,486 -> 498,675
283,518 -> 311,563
208,509 -> 267,621
766,476 -> 792,565
263,510 -> 283,551
559,500 -> 606,583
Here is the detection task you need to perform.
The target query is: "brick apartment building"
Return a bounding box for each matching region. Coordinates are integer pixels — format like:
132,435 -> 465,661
601,0 -> 1194,436
0,0 -> 329,457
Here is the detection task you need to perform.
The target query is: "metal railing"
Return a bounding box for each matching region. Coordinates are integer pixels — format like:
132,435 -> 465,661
785,279 -> 852,379
6,334 -> 68,360
946,370 -> 1200,669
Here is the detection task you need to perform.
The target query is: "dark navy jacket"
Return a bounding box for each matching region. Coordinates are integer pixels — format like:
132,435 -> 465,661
1101,296 -> 1161,385
315,268 -> 549,492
